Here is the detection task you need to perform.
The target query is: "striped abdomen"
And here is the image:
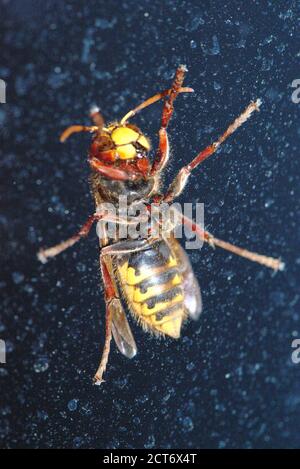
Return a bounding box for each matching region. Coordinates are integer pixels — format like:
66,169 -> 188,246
116,240 -> 186,338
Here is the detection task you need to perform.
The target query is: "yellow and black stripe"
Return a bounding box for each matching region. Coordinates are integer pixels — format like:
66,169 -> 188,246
117,240 -> 186,338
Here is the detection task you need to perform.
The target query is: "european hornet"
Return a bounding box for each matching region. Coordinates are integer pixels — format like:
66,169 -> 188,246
38,66 -> 283,384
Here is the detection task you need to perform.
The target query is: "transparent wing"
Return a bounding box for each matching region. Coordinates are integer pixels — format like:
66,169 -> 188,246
168,235 -> 202,320
181,265 -> 202,321
111,299 -> 137,359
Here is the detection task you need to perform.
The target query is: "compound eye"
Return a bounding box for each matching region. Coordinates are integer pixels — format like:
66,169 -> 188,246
99,149 -> 117,162
111,127 -> 139,145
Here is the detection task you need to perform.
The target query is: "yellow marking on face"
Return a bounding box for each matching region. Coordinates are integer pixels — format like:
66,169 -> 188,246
111,127 -> 139,145
137,135 -> 150,151
116,143 -> 137,160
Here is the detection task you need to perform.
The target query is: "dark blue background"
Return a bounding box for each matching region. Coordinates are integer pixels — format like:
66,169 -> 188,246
1,0 -> 299,449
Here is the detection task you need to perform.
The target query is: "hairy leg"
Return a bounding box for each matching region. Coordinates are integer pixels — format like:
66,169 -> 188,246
93,255 -> 116,385
162,100 -> 261,202
93,238 -> 154,384
180,212 -> 284,272
151,65 -> 190,175
37,213 -> 103,263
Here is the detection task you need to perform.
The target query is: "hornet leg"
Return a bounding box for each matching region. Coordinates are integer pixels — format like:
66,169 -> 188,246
37,213 -> 103,263
151,65 -> 190,175
93,255 -> 116,385
93,238 -> 157,384
162,100 -> 261,202
180,212 -> 284,272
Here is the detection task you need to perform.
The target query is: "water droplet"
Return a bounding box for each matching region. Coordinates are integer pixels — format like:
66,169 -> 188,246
186,362 -> 195,371
12,272 -> 24,284
182,416 -> 194,431
33,357 -> 49,373
73,436 -> 83,448
37,410 -> 49,421
68,399 -> 79,411
186,15 -> 205,32
264,198 -> 274,208
144,435 -> 155,448
211,35 -> 220,55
